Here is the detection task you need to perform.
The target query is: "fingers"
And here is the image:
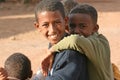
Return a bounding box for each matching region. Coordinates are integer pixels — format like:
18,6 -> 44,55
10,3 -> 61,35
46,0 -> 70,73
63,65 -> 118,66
42,68 -> 48,77
0,67 -> 6,76
0,67 -> 7,80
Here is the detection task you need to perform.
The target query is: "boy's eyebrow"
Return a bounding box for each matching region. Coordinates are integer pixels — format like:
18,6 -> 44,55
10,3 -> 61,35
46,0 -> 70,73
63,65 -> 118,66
78,23 -> 88,27
54,18 -> 62,21
78,23 -> 87,27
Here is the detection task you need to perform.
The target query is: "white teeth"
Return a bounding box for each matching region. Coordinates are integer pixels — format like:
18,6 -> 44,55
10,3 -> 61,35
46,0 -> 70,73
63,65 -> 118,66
50,34 -> 57,39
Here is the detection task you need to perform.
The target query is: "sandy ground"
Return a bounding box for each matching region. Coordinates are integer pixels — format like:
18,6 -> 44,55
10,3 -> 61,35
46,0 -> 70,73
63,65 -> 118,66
0,0 -> 120,74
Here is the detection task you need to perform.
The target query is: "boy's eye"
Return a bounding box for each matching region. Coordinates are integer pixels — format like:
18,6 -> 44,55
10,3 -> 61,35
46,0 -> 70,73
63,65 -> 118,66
79,23 -> 86,29
42,23 -> 49,27
53,21 -> 62,26
55,21 -> 61,24
54,21 -> 62,26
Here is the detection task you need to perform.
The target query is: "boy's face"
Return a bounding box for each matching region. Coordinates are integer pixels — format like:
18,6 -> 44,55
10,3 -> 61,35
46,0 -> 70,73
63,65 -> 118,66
68,13 -> 98,37
34,11 -> 68,45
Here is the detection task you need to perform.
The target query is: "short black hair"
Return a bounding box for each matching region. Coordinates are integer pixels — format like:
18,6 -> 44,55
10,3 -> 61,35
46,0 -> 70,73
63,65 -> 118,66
69,4 -> 98,24
4,53 -> 32,80
61,0 -> 78,16
35,0 -> 65,22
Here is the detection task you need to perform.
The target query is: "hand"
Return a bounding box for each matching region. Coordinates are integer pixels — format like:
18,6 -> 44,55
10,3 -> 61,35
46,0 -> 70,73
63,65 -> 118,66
0,67 -> 7,80
41,48 -> 54,76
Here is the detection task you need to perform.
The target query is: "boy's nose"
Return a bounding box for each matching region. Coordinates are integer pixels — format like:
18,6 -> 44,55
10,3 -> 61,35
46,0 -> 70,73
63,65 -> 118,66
74,27 -> 82,34
48,24 -> 57,34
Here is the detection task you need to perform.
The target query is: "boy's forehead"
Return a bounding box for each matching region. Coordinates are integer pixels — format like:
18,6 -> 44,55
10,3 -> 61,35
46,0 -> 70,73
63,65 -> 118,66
69,13 -> 89,17
38,10 -> 63,16
69,13 -> 92,20
68,13 -> 94,24
37,11 -> 64,21
40,11 -> 48,15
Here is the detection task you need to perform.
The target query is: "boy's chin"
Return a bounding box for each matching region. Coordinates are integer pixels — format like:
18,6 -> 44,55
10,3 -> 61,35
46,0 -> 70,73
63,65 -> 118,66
50,41 -> 58,45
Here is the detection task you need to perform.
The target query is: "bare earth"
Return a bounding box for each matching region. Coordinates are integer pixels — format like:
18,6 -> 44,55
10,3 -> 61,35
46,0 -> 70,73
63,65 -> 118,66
0,0 -> 120,74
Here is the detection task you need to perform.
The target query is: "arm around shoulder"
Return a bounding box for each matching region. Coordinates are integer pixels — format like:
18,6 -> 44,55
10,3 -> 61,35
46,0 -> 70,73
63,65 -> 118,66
52,34 -> 93,55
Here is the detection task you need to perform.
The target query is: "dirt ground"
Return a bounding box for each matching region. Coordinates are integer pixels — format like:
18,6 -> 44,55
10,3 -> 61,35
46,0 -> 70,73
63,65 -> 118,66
0,0 -> 120,74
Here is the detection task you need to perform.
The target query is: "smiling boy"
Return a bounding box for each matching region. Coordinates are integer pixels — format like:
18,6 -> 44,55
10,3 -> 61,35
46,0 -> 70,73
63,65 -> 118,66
34,0 -> 88,80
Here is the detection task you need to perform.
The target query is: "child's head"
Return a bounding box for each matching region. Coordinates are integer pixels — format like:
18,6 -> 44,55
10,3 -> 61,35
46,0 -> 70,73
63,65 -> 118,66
35,0 -> 65,22
4,53 -> 32,80
61,0 -> 78,16
68,4 -> 99,37
34,0 -> 68,45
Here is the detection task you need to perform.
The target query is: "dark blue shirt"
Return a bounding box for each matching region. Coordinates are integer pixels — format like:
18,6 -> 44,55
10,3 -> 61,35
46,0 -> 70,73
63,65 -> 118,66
46,50 -> 88,80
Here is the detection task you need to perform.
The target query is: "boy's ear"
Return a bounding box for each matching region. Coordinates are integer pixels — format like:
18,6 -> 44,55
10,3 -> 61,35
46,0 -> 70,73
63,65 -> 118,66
34,21 -> 39,29
64,17 -> 70,34
34,22 -> 42,32
34,22 -> 41,32
93,24 -> 99,33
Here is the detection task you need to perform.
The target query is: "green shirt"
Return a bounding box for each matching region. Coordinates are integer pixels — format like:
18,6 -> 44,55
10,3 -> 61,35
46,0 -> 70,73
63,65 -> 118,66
52,33 -> 114,80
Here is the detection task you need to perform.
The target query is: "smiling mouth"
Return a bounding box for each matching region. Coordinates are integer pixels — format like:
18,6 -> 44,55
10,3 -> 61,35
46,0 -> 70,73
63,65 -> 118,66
49,34 -> 58,40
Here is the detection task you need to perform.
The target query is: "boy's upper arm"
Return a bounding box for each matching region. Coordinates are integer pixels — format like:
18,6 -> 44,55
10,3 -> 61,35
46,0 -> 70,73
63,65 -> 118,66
51,34 -> 97,62
52,35 -> 82,52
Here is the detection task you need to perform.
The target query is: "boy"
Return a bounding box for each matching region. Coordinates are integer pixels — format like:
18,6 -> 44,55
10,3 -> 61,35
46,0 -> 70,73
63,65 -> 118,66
34,0 -> 88,80
41,4 -> 114,80
0,52 -> 32,80
61,0 -> 78,16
